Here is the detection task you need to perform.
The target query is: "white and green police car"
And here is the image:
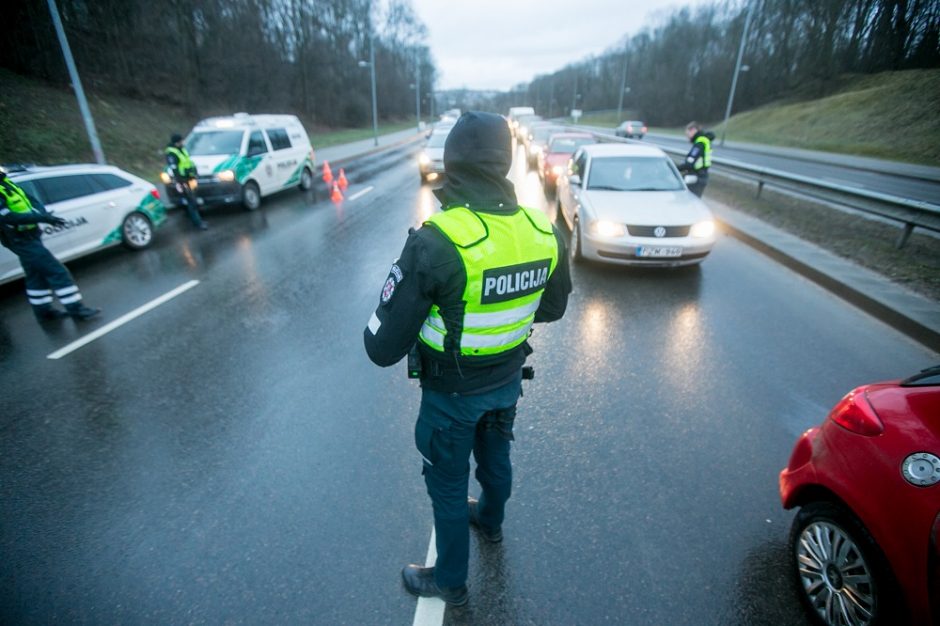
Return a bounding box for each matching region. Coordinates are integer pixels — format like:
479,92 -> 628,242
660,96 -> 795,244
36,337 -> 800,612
0,164 -> 167,285
162,113 -> 316,211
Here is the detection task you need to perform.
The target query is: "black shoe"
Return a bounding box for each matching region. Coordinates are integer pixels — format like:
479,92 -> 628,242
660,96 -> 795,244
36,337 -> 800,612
468,497 -> 503,543
401,565 -> 468,606
34,306 -> 69,321
66,304 -> 101,320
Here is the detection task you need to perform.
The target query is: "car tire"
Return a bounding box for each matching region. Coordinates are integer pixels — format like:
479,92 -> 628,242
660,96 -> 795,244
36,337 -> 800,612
242,181 -> 261,211
121,212 -> 154,250
789,501 -> 905,626
570,215 -> 583,263
299,167 -> 314,191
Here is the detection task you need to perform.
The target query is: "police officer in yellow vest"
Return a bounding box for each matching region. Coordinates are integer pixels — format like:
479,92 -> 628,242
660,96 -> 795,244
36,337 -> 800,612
364,112 -> 571,605
678,121 -> 715,198
0,168 -> 100,321
165,134 -> 207,230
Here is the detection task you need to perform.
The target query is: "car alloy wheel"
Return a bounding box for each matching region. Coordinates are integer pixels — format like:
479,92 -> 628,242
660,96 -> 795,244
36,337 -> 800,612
122,213 -> 153,250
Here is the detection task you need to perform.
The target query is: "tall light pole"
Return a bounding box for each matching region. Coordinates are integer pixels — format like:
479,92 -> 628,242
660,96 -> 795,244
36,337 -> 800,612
47,0 -> 105,164
616,50 -> 628,122
358,32 -> 378,147
415,49 -> 421,132
720,1 -> 755,147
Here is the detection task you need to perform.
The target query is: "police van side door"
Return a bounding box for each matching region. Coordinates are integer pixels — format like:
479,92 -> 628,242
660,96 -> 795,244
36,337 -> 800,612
264,127 -> 299,190
244,130 -> 276,195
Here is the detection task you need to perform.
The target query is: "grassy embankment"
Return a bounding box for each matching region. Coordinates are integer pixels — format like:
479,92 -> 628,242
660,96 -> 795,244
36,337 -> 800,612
578,69 -> 940,166
0,68 -> 421,183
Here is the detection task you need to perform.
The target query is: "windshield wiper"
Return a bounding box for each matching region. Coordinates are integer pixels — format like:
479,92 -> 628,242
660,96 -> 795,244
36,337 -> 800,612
587,185 -> 625,191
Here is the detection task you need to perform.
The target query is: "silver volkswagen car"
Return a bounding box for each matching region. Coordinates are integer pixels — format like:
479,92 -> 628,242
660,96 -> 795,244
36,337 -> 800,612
555,143 -> 716,266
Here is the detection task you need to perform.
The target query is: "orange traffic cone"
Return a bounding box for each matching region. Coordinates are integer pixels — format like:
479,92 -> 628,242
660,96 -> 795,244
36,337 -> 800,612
322,161 -> 333,185
337,168 -> 348,191
330,182 -> 343,204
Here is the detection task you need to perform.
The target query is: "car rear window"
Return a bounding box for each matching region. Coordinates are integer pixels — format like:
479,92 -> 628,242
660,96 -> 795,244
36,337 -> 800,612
90,173 -> 133,191
587,156 -> 683,192
32,175 -> 98,204
266,128 -> 292,151
187,131 -> 244,156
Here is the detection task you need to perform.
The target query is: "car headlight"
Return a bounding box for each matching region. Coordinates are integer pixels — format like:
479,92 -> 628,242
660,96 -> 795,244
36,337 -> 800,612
159,172 -> 171,185
418,153 -> 431,165
217,170 -> 236,182
551,165 -> 564,175
589,220 -> 626,238
690,220 -> 715,238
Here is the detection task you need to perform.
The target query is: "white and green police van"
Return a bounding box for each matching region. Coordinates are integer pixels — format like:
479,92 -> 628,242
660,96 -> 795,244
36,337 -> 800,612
164,113 -> 316,211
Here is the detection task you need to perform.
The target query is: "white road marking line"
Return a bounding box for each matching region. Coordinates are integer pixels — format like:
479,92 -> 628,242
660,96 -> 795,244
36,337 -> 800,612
412,526 -> 445,626
47,280 -> 200,360
347,186 -> 374,202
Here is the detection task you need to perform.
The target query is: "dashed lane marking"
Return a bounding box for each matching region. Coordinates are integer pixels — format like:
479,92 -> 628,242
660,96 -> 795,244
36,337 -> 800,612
347,186 -> 374,202
47,280 -> 200,360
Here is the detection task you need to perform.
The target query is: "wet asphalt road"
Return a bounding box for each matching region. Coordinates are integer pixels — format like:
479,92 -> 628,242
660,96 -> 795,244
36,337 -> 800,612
1,143 -> 937,625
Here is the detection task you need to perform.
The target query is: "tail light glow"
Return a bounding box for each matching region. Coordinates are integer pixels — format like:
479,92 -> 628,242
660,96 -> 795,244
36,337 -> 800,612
829,387 -> 884,436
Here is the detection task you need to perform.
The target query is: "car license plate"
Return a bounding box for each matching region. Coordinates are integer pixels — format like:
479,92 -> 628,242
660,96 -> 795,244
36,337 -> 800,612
636,246 -> 682,258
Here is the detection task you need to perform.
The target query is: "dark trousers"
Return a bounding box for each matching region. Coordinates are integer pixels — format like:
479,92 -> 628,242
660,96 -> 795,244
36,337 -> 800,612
4,234 -> 82,311
177,182 -> 205,227
688,173 -> 708,198
415,373 -> 522,588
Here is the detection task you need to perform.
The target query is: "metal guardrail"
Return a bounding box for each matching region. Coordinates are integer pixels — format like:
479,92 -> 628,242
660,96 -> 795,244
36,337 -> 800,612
589,131 -> 940,249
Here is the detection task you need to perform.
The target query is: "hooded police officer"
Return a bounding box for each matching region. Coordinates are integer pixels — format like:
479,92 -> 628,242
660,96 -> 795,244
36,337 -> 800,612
165,133 -> 207,230
678,121 -> 715,197
364,112 -> 571,605
0,168 -> 100,321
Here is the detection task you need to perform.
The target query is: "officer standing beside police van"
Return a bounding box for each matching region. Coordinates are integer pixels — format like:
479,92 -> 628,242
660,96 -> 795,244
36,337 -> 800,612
165,133 -> 207,230
363,112 -> 572,606
0,167 -> 100,321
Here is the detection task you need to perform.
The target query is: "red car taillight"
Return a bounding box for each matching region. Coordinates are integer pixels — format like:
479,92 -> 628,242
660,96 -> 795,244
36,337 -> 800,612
829,387 -> 884,436
150,189 -> 161,200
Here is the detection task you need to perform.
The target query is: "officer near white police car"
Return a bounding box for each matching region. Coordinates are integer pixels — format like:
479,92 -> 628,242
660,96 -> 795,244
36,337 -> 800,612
364,111 -> 572,606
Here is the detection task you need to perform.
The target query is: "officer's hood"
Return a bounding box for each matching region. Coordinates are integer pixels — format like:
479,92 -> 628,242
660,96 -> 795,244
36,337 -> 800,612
434,112 -> 517,211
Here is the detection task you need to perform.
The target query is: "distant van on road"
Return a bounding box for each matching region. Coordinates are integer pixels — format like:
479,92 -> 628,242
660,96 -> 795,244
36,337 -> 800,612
162,113 -> 316,211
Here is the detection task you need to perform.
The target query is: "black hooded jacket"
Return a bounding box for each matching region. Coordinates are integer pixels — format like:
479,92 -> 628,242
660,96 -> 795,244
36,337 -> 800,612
363,112 -> 572,394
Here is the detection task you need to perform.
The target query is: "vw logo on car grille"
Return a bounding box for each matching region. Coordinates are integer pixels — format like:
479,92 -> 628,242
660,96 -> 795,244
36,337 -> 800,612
654,226 -> 667,238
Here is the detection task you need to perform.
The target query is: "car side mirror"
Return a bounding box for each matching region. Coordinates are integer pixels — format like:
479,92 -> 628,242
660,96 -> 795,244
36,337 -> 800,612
569,174 -> 581,187
683,174 -> 698,185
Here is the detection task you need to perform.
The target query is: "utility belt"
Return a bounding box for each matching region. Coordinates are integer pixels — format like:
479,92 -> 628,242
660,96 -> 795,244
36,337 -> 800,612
407,343 -> 534,381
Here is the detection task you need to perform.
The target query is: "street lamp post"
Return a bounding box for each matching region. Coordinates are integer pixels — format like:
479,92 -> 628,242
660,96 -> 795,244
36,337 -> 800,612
415,49 -> 421,133
720,2 -> 755,147
358,32 -> 379,147
616,50 -> 628,122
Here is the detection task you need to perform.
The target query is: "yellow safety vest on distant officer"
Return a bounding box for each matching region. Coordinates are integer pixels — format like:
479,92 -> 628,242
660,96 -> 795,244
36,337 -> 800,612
692,134 -> 712,171
419,205 -> 558,357
0,178 -> 39,231
165,146 -> 197,178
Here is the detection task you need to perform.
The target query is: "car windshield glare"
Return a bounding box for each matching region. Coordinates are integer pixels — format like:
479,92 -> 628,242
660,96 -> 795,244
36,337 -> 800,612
187,131 -> 245,156
426,132 -> 449,148
587,156 -> 682,191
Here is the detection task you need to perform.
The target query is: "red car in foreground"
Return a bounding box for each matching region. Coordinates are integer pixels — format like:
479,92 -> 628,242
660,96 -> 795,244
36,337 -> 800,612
780,365 -> 940,626
536,132 -> 595,195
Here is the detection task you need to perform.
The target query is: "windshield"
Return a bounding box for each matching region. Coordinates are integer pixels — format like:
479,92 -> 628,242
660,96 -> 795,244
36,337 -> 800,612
426,131 -> 449,149
587,156 -> 683,191
186,131 -> 245,156
549,137 -> 594,154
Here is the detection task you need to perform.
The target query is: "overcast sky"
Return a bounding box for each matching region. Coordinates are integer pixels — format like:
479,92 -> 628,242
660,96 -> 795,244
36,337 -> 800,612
409,0 -> 711,92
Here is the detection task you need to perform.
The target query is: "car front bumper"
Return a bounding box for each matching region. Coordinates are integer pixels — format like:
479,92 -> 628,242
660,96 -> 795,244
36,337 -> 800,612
580,232 -> 715,267
164,179 -> 243,208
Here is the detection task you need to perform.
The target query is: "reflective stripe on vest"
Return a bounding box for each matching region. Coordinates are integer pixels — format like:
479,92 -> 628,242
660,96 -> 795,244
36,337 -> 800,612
693,135 -> 711,171
0,179 -> 39,231
419,205 -> 558,357
165,146 -> 196,177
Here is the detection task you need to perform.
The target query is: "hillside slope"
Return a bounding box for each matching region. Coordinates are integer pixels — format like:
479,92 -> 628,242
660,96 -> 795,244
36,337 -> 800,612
722,69 -> 940,165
